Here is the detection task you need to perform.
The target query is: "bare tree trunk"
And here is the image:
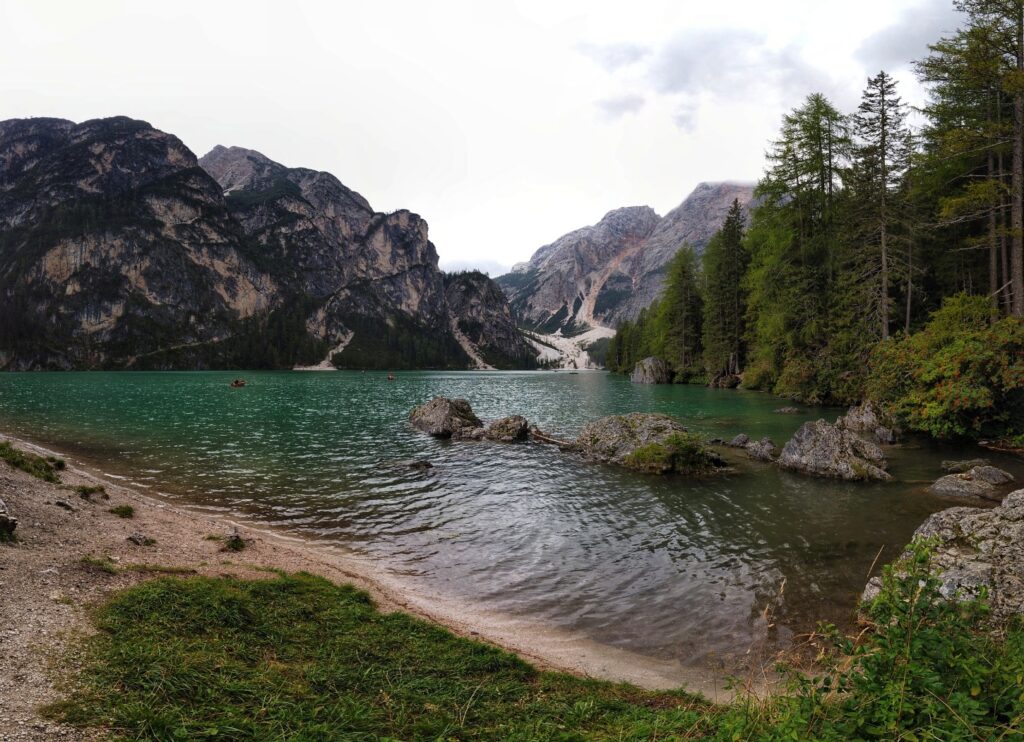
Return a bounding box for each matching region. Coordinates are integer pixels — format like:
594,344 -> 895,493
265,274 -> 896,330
1013,7 -> 1024,316
990,150 -> 1000,306
905,240 -> 913,334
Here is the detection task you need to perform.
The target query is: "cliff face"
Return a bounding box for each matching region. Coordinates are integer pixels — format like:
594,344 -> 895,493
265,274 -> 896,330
443,271 -> 535,369
0,118 -> 532,370
497,182 -> 755,332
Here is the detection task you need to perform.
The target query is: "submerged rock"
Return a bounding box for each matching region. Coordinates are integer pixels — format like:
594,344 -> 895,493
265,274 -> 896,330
574,413 -> 724,475
630,357 -> 672,385
485,415 -> 529,442
0,497 -> 16,541
774,406 -> 801,414
779,419 -> 891,481
409,397 -> 482,438
863,489 -> 1024,625
928,465 -> 1015,501
837,401 -> 900,444
745,437 -> 777,462
941,458 -> 990,473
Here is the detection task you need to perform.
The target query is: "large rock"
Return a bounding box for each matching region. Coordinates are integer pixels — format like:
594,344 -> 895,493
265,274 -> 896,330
574,413 -> 723,474
745,437 -> 777,462
728,433 -> 750,448
409,397 -> 482,438
709,373 -> 740,389
928,465 -> 1015,501
0,497 -> 16,541
864,489 -> 1024,626
630,357 -> 672,384
779,419 -> 891,481
941,458 -> 990,473
485,415 -> 529,442
837,401 -> 900,444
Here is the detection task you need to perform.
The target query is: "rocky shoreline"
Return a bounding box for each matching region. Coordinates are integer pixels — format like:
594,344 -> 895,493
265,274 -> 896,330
0,434 -> 744,741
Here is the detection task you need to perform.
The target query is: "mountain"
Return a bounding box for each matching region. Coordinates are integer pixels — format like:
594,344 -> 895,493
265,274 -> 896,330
0,117 -> 533,370
497,182 -> 756,333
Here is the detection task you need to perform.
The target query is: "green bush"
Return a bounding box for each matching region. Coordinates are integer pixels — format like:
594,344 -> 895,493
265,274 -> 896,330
0,441 -> 62,482
867,294 -> 1024,440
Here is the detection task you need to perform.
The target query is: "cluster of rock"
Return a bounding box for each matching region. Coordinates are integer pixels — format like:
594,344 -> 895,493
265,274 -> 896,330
863,489 -> 1024,627
724,434 -> 778,462
408,398 -> 528,442
409,398 -> 725,475
629,357 -> 672,385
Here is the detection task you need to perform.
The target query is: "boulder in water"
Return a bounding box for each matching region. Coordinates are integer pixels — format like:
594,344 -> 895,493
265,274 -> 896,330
779,419 -> 891,481
709,373 -> 740,389
485,415 -> 529,442
630,357 -> 672,385
941,458 -> 990,473
774,406 -> 801,414
745,437 -> 777,462
728,433 -> 750,448
409,397 -> 483,438
863,489 -> 1024,626
575,413 -> 724,475
928,465 -> 1015,501
837,401 -> 900,444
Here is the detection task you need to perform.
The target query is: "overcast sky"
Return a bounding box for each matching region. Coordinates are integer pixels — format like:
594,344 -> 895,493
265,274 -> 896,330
1,0 -> 961,274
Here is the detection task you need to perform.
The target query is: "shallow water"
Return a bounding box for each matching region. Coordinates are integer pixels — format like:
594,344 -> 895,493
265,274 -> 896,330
1,370 -> 1019,669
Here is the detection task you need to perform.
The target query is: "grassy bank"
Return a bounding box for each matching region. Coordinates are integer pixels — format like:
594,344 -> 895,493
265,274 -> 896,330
48,542 -> 1024,740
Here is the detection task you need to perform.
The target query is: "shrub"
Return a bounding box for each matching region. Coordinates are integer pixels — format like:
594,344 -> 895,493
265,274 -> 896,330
0,441 -> 62,482
108,505 -> 134,519
867,294 -> 1024,440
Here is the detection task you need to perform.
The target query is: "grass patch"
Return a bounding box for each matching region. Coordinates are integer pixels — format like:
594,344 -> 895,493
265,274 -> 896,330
50,542 -> 1024,740
0,441 -> 63,482
79,556 -> 118,575
108,505 -> 134,519
75,485 -> 108,500
623,432 -> 723,475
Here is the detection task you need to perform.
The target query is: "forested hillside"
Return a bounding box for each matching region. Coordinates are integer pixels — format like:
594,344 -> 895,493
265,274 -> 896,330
608,1 -> 1024,443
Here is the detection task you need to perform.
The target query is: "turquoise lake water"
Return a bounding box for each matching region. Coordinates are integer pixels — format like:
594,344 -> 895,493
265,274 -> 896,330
2,370 -> 1020,668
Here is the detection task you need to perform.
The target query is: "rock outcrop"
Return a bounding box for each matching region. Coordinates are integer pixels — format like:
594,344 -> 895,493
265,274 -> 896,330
496,182 -> 756,333
0,118 -> 532,370
630,357 -> 672,384
864,489 -> 1024,626
485,415 -> 529,442
837,401 -> 900,444
929,465 -> 1015,501
779,420 -> 891,481
0,496 -> 16,540
728,434 -> 750,448
745,437 -> 777,462
409,397 -> 483,439
574,413 -> 724,474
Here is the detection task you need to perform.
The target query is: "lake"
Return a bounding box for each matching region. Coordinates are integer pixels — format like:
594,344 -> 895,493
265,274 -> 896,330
1,370 -> 1019,671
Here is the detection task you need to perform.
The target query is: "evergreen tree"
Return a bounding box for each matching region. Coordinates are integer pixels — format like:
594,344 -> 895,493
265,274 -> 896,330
701,200 -> 748,378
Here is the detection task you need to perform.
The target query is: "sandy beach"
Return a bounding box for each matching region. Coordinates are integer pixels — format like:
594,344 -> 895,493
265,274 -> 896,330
0,434 -> 758,741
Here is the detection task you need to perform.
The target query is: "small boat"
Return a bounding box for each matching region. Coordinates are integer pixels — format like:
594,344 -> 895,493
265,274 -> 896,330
229,379 -> 246,388
386,373 -> 395,381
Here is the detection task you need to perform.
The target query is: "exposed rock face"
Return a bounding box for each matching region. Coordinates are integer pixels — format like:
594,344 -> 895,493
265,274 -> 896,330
745,437 -> 777,462
0,496 -> 16,540
864,490 -> 1024,626
497,182 -> 756,333
409,397 -> 482,438
0,118 -> 532,370
485,415 -> 529,442
630,357 -> 672,384
574,413 -> 724,474
837,401 -> 900,444
709,373 -> 740,389
929,466 -> 1015,501
779,420 -> 892,481
443,272 -> 534,369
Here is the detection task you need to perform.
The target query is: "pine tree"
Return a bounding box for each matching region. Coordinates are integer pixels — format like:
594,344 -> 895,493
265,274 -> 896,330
701,200 -> 748,378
